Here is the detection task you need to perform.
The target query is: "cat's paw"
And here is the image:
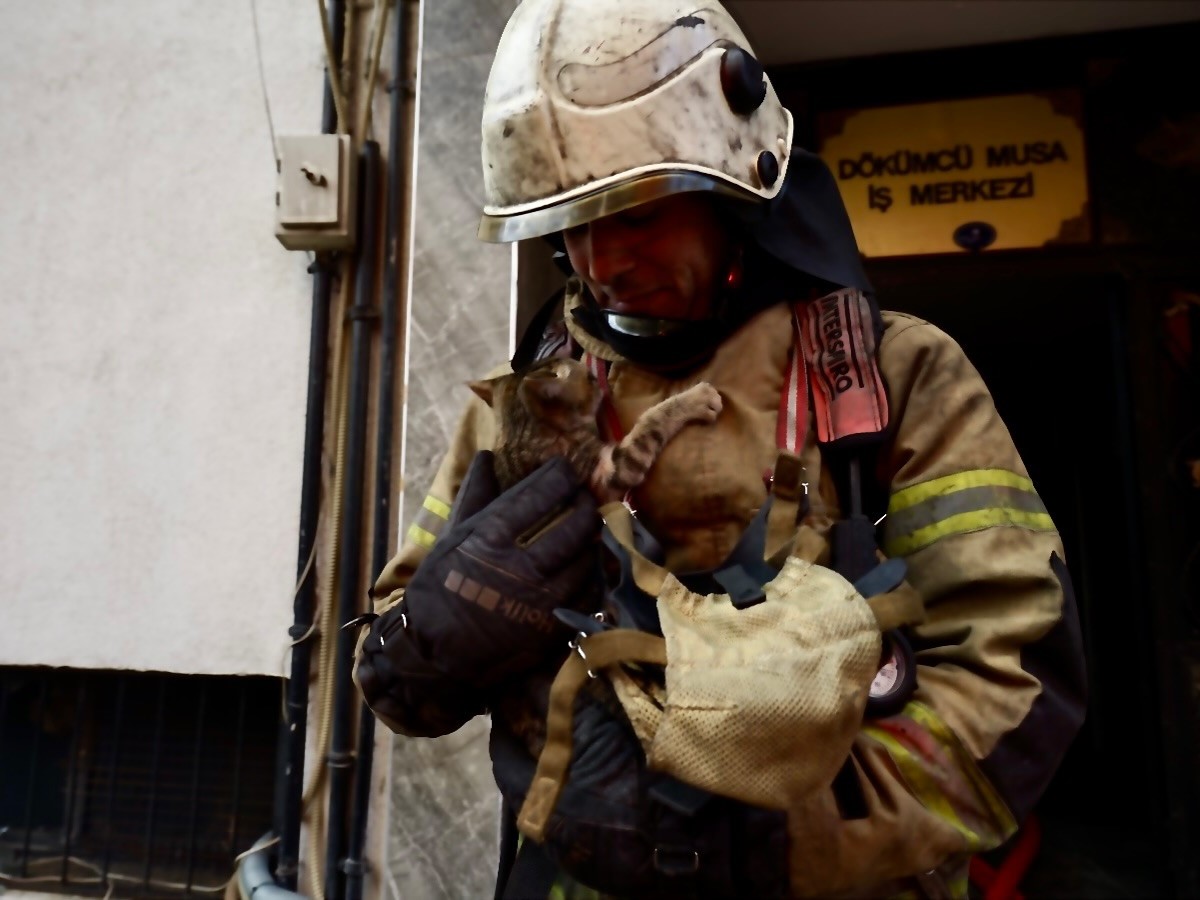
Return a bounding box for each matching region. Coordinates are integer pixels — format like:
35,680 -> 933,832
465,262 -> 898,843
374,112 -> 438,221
682,382 -> 722,422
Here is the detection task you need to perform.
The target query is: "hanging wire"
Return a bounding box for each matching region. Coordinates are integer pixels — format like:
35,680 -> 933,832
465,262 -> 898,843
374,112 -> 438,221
248,0 -> 279,162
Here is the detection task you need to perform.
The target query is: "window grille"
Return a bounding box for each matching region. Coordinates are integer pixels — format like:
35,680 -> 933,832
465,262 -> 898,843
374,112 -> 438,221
0,668 -> 278,899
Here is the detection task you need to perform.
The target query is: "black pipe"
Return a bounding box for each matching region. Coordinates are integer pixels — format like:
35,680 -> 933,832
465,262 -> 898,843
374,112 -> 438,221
325,139 -> 383,900
275,0 -> 345,888
345,6 -> 409,898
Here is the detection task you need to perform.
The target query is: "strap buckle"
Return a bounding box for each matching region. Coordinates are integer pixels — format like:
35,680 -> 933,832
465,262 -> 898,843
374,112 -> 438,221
562,613 -> 607,678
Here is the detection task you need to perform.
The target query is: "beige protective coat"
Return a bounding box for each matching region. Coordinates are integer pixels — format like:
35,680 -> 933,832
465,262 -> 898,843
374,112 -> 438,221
363,285 -> 1079,898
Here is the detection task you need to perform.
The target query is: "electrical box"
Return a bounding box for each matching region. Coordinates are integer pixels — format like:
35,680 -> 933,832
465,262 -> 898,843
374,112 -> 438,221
275,134 -> 356,252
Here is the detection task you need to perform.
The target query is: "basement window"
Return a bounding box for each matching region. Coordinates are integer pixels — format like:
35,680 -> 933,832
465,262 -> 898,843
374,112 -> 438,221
0,668 -> 279,898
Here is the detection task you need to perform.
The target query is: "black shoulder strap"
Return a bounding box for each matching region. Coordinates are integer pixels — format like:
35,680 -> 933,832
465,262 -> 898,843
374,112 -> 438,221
826,447 -> 887,582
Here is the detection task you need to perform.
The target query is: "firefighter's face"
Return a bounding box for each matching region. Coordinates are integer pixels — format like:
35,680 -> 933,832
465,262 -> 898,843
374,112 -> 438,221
562,193 -> 731,322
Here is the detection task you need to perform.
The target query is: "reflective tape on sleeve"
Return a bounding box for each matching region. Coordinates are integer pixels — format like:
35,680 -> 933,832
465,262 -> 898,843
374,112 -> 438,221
405,524 -> 437,549
883,469 -> 1055,557
405,493 -> 452,549
864,702 -> 1017,854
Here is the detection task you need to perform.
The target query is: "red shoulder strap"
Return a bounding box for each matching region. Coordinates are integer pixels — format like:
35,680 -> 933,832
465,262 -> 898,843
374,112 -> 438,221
799,288 -> 889,445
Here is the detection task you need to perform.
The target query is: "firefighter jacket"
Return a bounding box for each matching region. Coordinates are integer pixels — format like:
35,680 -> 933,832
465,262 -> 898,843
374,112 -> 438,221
358,294 -> 1088,898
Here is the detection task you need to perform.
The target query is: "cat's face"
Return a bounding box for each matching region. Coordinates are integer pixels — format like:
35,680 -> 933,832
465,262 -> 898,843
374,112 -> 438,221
470,358 -> 601,430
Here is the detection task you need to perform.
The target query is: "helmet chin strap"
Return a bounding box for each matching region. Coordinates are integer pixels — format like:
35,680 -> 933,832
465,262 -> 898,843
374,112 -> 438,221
572,286 -> 739,374
568,235 -> 753,373
603,311 -> 689,338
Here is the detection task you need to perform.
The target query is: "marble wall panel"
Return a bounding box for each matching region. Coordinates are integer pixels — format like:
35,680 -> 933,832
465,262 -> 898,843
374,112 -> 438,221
385,1 -> 519,898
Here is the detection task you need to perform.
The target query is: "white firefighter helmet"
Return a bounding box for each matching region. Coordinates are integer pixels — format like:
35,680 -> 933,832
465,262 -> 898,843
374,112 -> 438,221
478,0 -> 793,243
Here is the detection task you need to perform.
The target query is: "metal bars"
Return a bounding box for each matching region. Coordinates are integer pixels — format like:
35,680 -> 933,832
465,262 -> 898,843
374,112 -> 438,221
0,668 -> 277,898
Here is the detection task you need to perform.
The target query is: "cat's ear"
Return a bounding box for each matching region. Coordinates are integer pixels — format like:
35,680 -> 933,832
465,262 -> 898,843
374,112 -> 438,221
518,369 -> 568,410
468,378 -> 498,405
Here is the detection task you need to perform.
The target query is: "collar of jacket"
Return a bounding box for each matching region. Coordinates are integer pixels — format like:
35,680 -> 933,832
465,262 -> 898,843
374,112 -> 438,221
563,279 -> 623,363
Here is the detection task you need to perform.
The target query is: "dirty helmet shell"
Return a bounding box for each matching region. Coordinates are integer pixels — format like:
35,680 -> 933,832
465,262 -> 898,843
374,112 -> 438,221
478,0 -> 793,243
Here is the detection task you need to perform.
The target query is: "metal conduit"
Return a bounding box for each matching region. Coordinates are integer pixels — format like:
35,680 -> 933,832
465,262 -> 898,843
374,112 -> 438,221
275,0 -> 345,888
324,139 -> 383,900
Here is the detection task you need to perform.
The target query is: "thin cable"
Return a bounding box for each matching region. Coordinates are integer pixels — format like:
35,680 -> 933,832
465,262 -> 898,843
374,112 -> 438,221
233,834 -> 281,864
355,0 -> 392,142
317,0 -> 350,132
278,515 -> 320,712
248,0 -> 279,161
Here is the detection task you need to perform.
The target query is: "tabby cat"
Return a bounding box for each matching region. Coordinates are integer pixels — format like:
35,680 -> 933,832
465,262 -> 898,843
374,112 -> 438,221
471,356 -> 721,757
469,356 -> 722,500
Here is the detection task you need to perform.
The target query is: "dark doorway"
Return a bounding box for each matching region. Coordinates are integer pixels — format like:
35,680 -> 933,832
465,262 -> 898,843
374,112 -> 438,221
875,267 -> 1165,897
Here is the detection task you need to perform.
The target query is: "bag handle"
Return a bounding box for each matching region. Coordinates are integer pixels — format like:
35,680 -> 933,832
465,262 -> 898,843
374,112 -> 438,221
517,628 -> 668,842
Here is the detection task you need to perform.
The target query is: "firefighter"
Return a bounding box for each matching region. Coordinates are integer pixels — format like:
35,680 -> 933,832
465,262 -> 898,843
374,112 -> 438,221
354,0 -> 1087,896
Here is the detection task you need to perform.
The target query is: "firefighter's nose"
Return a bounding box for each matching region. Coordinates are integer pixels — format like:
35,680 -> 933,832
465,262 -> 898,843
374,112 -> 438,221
579,218 -> 636,287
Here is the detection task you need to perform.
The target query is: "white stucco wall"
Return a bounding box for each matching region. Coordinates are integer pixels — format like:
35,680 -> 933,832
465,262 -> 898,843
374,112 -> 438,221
0,1 -> 325,675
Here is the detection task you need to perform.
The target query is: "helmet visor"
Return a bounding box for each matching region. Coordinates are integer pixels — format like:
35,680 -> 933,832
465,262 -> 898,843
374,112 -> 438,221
478,170 -> 752,242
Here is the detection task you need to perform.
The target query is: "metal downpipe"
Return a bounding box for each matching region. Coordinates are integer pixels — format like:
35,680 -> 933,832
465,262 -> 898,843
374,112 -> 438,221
324,139 -> 383,900
275,0 -> 345,889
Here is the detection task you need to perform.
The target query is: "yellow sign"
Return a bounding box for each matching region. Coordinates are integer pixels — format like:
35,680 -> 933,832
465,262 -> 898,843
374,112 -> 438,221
818,92 -> 1090,256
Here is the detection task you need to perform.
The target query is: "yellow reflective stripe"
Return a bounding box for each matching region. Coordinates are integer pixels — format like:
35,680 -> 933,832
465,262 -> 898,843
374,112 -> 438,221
406,524 -> 437,548
407,494 -> 452,549
864,702 -> 1017,854
863,719 -> 981,848
886,508 -> 1056,557
884,468 -> 1054,556
905,702 -> 1016,836
549,877 -> 604,900
889,469 -> 1035,514
423,495 -> 451,519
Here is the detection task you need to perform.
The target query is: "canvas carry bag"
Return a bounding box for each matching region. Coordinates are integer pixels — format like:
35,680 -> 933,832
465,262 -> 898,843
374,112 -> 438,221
493,288 -> 919,897
506,501 -> 924,897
